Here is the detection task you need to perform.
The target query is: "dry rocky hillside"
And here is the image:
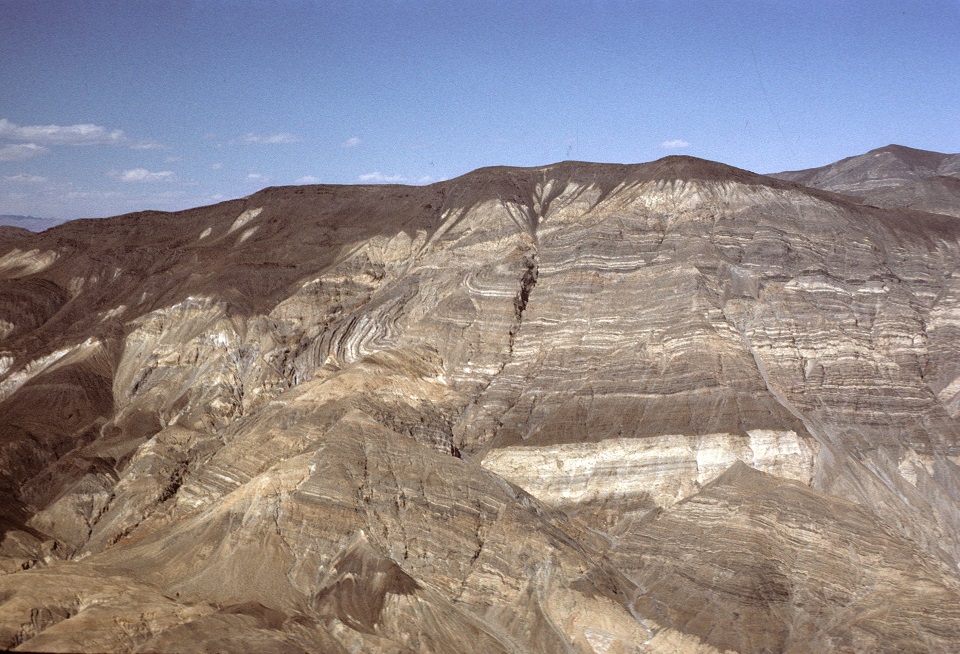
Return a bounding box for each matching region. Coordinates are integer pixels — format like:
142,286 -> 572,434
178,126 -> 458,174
1,146 -> 960,653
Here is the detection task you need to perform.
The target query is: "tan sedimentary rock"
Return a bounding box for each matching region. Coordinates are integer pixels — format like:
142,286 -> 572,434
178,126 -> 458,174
861,176 -> 960,218
622,463 -> 960,653
1,150 -> 959,651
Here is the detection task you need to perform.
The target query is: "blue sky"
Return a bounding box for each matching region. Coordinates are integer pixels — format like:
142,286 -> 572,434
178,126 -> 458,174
1,0 -> 958,221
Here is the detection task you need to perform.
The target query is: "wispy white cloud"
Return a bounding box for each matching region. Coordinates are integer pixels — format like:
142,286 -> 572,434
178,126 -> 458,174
110,168 -> 175,182
234,132 -> 299,145
358,172 -> 436,185
342,136 -> 361,148
358,172 -> 408,183
64,189 -> 125,200
2,173 -> 48,183
0,117 -> 159,149
660,139 -> 691,149
131,141 -> 166,150
0,118 -> 124,145
295,175 -> 321,184
246,173 -> 270,183
211,162 -> 223,170
0,143 -> 48,161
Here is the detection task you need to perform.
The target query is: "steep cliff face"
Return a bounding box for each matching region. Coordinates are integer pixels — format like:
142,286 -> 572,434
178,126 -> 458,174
2,151 -> 960,652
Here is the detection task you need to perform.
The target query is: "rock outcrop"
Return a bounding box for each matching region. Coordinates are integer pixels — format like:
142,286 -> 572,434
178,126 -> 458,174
2,149 -> 960,652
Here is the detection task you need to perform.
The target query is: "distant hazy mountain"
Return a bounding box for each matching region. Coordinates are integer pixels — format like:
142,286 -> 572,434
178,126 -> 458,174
0,214 -> 63,232
772,144 -> 960,217
773,144 -> 960,192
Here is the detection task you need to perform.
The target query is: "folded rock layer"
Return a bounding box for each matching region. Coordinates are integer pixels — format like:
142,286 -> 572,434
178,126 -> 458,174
1,151 -> 960,652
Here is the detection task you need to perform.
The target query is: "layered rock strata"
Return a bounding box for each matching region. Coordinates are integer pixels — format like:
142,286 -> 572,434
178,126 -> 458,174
1,152 -> 959,651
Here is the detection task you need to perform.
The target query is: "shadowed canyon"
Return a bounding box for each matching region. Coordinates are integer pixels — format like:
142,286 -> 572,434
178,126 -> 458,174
2,144 -> 960,652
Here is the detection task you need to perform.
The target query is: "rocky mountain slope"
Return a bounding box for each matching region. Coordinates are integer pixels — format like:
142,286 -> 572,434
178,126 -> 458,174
2,149 -> 960,652
772,144 -> 960,217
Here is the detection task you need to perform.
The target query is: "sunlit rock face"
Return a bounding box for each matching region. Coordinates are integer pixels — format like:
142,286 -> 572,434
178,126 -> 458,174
1,151 -> 960,652
623,463 -> 960,654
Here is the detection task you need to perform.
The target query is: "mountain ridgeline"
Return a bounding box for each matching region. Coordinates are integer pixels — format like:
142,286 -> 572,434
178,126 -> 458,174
1,146 -> 960,653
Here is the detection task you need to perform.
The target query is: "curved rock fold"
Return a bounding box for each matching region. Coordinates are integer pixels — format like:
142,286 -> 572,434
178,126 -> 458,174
1,151 -> 960,652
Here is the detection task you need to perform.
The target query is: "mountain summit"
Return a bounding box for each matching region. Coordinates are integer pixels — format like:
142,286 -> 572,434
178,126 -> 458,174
773,143 -> 960,193
2,149 -> 960,652
772,144 -> 960,218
